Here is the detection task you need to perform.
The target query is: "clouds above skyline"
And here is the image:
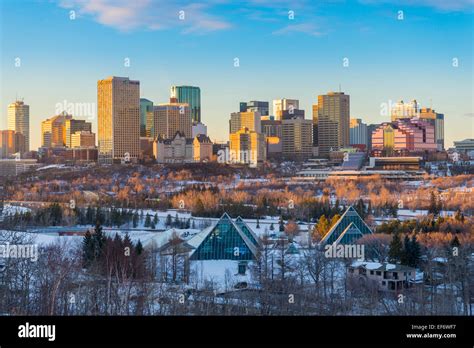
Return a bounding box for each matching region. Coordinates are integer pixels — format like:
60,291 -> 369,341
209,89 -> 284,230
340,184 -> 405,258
58,0 -> 232,33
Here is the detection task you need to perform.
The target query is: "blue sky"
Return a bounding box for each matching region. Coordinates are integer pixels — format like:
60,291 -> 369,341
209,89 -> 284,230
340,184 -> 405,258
1,0 -> 473,148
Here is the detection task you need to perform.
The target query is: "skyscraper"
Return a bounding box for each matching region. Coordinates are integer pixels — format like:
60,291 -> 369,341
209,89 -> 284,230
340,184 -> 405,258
281,118 -> 313,161
170,86 -> 201,123
41,112 -> 73,148
153,98 -> 192,139
229,111 -> 261,134
97,76 -> 140,164
140,98 -> 153,137
315,92 -> 350,157
419,107 -> 445,150
273,99 -> 299,120
229,127 -> 266,167
65,118 -> 92,148
0,130 -> 25,159
240,101 -> 269,116
8,100 -> 30,152
391,100 -> 419,121
349,118 -> 368,148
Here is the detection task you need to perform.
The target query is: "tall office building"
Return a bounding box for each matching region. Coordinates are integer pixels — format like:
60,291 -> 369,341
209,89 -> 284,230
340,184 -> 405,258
273,99 -> 299,120
229,111 -> 261,134
153,98 -> 192,139
140,98 -> 153,137
229,127 -> 266,166
8,100 -> 30,152
0,130 -> 25,158
41,112 -> 73,148
65,118 -> 92,148
314,92 -> 350,157
240,101 -> 269,116
97,76 -> 140,164
281,118 -> 313,160
312,104 -> 319,146
349,118 -> 368,148
391,100 -> 419,121
419,107 -> 445,150
170,86 -> 201,123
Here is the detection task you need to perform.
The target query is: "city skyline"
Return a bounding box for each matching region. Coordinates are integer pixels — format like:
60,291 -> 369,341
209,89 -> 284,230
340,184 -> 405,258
1,0 -> 473,149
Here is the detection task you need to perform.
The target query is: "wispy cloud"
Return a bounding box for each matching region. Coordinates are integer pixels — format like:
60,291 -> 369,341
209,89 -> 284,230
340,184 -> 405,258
58,0 -> 232,33
359,0 -> 474,12
272,23 -> 326,37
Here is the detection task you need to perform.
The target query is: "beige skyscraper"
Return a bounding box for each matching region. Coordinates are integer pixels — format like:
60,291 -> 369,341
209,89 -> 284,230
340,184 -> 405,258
153,98 -> 192,139
229,111 -> 261,134
8,100 -> 30,152
315,92 -> 350,157
281,118 -> 313,160
41,112 -> 72,148
65,119 -> 92,148
97,76 -> 140,163
229,127 -> 266,167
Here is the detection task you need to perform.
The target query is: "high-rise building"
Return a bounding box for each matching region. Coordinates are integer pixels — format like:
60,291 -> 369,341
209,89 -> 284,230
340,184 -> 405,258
281,118 -> 313,161
0,130 -> 25,158
229,111 -> 261,134
349,118 -> 368,148
7,100 -> 30,152
97,76 -> 140,164
65,118 -> 92,148
170,86 -> 201,123
315,92 -> 350,157
261,117 -> 282,138
140,98 -> 154,137
419,107 -> 445,150
371,118 -> 436,154
273,99 -> 299,120
391,100 -> 419,121
41,112 -> 73,148
71,131 -> 96,148
312,104 -> 318,146
240,101 -> 269,116
153,98 -> 192,139
229,127 -> 266,166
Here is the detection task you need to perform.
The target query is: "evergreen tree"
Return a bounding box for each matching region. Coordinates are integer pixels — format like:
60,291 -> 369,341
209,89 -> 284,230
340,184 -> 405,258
86,206 -> 94,224
270,223 -> 275,231
256,218 -> 260,229
132,212 -> 139,228
166,214 -> 172,227
279,216 -> 285,232
135,240 -> 143,255
154,213 -> 158,225
174,213 -> 179,227
409,235 -> 421,267
82,230 -> 94,267
92,221 -> 106,261
388,233 -> 403,263
451,235 -> 461,248
401,235 -> 411,265
144,214 -> 151,228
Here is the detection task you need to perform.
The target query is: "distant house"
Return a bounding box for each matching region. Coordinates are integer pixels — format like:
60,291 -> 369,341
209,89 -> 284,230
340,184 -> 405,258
348,261 -> 416,292
319,206 -> 373,245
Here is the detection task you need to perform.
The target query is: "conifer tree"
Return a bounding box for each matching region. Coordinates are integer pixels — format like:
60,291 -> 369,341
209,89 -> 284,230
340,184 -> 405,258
389,233 -> 403,263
